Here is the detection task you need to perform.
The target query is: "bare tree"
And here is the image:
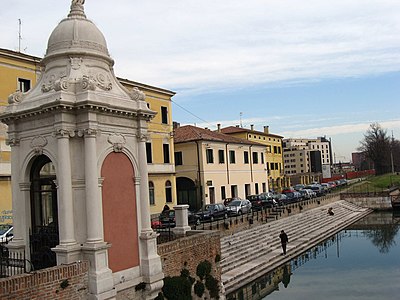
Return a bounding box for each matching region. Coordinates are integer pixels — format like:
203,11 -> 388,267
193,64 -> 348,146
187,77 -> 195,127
358,123 -> 392,175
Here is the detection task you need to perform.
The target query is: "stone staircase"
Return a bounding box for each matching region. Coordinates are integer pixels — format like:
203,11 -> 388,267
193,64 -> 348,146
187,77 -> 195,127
220,200 -> 372,294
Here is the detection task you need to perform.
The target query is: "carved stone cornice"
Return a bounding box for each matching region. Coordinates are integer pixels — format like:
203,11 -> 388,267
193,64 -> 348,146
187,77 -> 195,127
30,136 -> 48,156
138,133 -> 150,143
107,133 -> 126,152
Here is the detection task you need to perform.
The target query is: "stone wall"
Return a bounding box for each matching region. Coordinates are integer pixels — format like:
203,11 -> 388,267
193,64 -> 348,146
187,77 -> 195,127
0,261 -> 88,300
157,231 -> 221,282
341,192 -> 392,210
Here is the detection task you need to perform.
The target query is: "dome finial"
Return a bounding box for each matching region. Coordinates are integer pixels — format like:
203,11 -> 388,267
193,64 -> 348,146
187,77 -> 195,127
68,0 -> 86,18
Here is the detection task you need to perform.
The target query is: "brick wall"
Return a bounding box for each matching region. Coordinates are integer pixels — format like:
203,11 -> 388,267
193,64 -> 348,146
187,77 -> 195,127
0,261 -> 88,300
157,231 -> 221,282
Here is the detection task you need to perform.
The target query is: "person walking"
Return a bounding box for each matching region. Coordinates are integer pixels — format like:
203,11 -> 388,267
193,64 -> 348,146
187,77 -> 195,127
279,230 -> 289,255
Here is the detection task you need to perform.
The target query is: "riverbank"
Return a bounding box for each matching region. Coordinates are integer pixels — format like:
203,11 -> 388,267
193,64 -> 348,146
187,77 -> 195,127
220,200 -> 372,295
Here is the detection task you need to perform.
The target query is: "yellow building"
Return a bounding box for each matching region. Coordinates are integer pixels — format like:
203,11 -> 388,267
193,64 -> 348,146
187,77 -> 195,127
0,49 -> 41,224
221,125 -> 290,192
0,48 -> 176,219
174,124 -> 268,210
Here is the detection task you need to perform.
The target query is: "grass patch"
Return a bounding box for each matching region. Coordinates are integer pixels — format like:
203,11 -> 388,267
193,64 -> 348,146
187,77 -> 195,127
348,173 -> 400,192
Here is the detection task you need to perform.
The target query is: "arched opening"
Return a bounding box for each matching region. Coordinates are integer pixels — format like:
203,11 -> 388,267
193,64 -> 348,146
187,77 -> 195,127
101,152 -> 139,272
29,154 -> 59,270
176,177 -> 200,211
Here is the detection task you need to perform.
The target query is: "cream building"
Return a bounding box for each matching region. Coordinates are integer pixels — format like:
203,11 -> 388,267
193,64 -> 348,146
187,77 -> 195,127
174,125 -> 268,210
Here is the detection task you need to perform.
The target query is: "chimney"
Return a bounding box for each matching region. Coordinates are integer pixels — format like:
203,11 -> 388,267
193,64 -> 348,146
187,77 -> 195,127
264,126 -> 269,134
217,123 -> 221,132
173,121 -> 180,129
250,124 -> 254,131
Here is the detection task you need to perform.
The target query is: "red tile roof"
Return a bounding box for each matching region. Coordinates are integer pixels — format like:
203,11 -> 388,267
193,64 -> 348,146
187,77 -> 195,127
174,125 -> 264,145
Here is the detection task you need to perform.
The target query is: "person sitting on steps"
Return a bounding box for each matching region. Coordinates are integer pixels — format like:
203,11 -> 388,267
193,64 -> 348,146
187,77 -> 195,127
327,207 -> 334,216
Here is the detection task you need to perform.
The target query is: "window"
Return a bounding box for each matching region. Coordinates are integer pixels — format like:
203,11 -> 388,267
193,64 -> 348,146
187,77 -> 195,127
252,152 -> 258,164
231,185 -> 238,198
149,182 -> 155,205
18,78 -> 31,92
261,152 -> 264,164
273,146 -> 278,154
221,186 -> 226,200
165,180 -> 172,203
255,183 -> 259,194
229,150 -> 236,164
244,151 -> 249,164
163,144 -> 170,163
206,149 -> 214,163
146,142 -> 152,163
218,149 -> 225,163
262,182 -> 266,193
174,151 -> 183,166
275,163 -> 279,170
161,106 -> 168,124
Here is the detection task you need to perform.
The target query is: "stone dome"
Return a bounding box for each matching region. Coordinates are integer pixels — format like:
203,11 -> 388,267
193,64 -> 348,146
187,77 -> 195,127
43,1 -> 112,64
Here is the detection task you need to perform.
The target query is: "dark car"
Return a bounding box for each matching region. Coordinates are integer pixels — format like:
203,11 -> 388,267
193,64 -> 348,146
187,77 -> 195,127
273,193 -> 288,206
285,191 -> 302,203
155,209 -> 200,228
196,203 -> 228,222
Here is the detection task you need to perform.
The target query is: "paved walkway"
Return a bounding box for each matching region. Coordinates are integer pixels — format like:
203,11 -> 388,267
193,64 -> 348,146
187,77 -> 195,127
220,200 -> 372,294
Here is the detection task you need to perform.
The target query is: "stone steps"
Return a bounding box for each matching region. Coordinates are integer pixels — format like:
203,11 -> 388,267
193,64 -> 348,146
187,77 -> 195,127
220,206 -> 350,272
220,200 -> 372,294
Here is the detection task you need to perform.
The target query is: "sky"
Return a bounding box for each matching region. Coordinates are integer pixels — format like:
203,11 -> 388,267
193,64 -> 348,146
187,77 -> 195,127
1,0 -> 400,162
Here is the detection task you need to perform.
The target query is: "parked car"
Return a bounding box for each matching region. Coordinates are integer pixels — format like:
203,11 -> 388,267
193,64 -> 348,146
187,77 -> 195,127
273,193 -> 288,206
258,192 -> 277,207
294,184 -> 306,191
0,225 -> 13,242
299,189 -> 315,200
285,191 -> 302,203
246,194 -> 264,210
282,187 -> 296,194
224,197 -> 240,206
196,203 -> 228,222
152,210 -> 201,229
226,199 -> 252,215
305,184 -> 326,197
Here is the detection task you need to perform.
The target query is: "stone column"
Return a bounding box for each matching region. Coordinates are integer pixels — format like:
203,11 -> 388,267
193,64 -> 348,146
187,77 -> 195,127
6,138 -> 26,252
81,128 -> 115,299
55,129 -> 76,245
83,128 -> 103,243
52,129 -> 80,264
137,133 -> 164,298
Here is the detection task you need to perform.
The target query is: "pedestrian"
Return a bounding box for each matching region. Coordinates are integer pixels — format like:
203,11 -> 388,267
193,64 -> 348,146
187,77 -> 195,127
279,230 -> 289,255
327,207 -> 334,216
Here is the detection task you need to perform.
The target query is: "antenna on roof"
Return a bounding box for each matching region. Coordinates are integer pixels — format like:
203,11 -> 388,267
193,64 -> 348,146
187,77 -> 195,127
18,19 -> 22,52
239,112 -> 243,128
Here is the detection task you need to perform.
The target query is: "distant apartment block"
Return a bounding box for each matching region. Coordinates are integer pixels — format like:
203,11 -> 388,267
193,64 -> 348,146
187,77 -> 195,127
283,137 -> 332,184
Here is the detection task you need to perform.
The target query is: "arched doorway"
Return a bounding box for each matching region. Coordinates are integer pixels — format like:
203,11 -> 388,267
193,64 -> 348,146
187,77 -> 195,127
101,152 -> 139,272
176,177 -> 200,211
29,155 -> 59,270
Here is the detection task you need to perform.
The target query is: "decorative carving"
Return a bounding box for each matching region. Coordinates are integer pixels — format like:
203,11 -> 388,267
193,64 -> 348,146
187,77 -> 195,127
54,129 -> 75,138
138,133 -> 150,143
42,74 -> 69,93
6,138 -> 20,147
84,128 -> 97,137
72,0 -> 85,5
108,133 -> 126,152
94,73 -> 112,91
8,91 -> 24,104
70,57 -> 82,70
129,87 -> 146,101
81,75 -> 96,91
53,77 -> 69,91
30,136 -> 48,156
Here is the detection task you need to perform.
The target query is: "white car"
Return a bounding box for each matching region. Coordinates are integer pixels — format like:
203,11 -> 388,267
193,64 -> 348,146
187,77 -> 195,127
226,199 -> 252,215
0,225 -> 13,243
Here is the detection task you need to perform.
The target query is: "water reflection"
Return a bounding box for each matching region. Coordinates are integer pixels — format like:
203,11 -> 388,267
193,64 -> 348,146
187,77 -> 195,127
226,212 -> 400,300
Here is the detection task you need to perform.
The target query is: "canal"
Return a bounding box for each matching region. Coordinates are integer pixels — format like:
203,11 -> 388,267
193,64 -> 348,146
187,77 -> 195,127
227,211 -> 400,300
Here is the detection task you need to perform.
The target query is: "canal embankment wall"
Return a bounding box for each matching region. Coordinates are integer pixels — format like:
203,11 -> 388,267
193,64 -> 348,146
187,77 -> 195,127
341,192 -> 392,210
